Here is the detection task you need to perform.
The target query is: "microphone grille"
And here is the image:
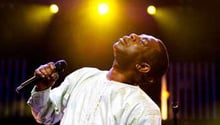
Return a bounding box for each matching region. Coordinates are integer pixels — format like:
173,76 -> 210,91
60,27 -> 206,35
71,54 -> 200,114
54,60 -> 67,72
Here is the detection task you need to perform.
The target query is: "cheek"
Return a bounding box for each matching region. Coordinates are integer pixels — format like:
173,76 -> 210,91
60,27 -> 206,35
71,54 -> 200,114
114,44 -> 144,58
126,46 -> 143,56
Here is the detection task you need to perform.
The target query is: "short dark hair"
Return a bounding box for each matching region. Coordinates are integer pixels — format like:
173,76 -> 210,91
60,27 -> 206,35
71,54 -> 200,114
139,35 -> 169,83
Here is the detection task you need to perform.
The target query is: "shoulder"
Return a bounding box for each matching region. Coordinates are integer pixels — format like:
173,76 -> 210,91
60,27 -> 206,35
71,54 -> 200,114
72,67 -> 101,74
107,82 -> 161,123
108,82 -> 160,114
66,67 -> 102,78
108,81 -> 146,101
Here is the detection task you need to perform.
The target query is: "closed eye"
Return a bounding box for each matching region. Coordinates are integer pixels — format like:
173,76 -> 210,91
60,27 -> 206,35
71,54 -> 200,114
141,38 -> 149,46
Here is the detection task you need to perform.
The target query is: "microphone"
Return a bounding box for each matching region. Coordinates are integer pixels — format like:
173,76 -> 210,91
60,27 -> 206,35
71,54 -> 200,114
16,60 -> 67,93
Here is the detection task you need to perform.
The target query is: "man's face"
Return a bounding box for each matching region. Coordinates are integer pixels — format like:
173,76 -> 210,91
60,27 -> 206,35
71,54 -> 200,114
113,33 -> 146,69
113,33 -> 161,69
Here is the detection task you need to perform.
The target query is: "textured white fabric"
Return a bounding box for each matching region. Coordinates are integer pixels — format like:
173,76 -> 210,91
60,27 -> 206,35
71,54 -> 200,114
27,67 -> 161,125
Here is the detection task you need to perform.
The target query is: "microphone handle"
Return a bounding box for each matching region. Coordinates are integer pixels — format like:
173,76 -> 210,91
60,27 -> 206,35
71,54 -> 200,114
16,75 -> 41,93
16,60 -> 67,94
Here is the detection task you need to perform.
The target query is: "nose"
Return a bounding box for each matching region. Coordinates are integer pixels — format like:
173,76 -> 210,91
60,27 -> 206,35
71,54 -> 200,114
130,33 -> 140,41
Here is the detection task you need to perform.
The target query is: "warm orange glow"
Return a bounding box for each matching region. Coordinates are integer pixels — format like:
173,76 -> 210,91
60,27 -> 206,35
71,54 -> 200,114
161,74 -> 169,120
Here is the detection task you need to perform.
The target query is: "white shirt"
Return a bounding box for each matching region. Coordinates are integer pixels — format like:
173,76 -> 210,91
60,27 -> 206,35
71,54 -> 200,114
27,67 -> 161,125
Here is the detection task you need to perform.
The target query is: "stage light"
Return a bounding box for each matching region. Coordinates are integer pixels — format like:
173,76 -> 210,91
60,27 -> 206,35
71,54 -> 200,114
98,3 -> 109,15
24,5 -> 54,35
86,1 -> 118,24
147,5 -> 156,15
161,74 -> 169,120
49,4 -> 59,14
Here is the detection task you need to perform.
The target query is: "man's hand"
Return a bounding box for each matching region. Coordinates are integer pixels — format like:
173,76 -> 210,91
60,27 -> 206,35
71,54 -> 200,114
34,62 -> 59,91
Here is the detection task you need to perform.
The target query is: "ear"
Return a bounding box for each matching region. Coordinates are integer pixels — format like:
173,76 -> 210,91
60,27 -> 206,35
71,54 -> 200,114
135,62 -> 151,73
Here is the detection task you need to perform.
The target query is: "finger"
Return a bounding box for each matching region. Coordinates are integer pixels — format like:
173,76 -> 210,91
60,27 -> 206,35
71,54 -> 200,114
34,69 -> 45,78
34,64 -> 49,77
34,62 -> 54,79
36,64 -> 52,80
48,62 -> 56,71
40,66 -> 50,75
51,73 -> 59,80
44,65 -> 54,76
45,62 -> 57,80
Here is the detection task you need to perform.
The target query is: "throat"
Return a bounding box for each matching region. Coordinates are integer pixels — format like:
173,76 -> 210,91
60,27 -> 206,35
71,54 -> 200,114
107,67 -> 134,85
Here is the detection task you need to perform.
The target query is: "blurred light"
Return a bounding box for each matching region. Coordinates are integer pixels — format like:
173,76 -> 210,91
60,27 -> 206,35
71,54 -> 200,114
161,74 -> 169,120
86,0 -> 118,25
24,5 -> 54,36
98,3 -> 109,15
147,5 -> 156,15
49,4 -> 59,14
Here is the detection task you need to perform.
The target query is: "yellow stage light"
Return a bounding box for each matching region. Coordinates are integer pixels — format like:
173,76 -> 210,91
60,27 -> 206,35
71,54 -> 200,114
98,3 -> 109,15
49,4 -> 59,14
147,5 -> 156,15
85,0 -> 118,25
161,74 -> 169,120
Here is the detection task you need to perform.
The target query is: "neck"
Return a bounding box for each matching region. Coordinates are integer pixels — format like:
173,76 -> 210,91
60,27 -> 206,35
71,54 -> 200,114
107,67 -> 123,82
107,67 -> 134,85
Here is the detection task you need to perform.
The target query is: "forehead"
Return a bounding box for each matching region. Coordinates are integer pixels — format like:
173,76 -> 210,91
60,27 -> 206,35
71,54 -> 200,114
139,34 -> 161,51
139,34 -> 158,41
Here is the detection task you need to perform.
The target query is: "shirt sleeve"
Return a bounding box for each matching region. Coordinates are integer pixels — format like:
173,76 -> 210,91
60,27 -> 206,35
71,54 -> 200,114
27,67 -> 101,124
27,78 -> 70,125
27,70 -> 78,124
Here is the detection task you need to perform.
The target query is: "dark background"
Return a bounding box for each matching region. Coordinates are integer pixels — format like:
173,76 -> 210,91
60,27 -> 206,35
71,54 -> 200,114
0,0 -> 219,124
